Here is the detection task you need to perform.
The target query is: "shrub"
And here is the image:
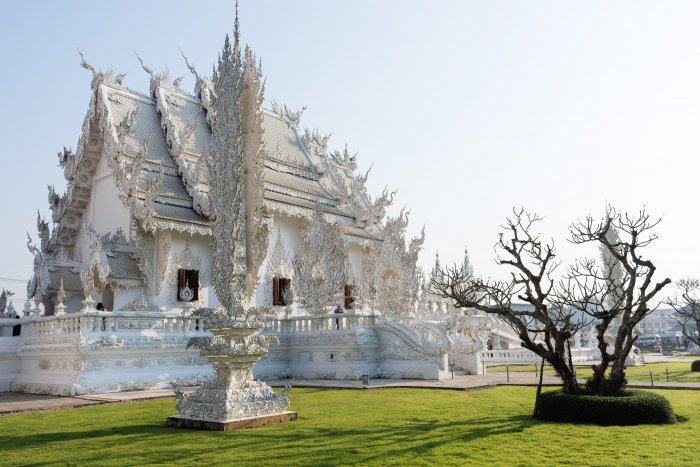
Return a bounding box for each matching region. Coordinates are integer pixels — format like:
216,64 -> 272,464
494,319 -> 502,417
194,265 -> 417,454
536,389 -> 676,425
691,360 -> 700,372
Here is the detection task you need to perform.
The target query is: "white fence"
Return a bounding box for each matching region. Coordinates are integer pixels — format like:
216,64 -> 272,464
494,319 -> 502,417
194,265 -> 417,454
481,347 -> 596,365
265,313 -> 378,333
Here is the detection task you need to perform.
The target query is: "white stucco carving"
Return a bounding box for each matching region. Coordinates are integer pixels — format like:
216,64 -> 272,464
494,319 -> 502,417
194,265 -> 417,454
8,11 -> 497,398
174,23 -> 289,422
293,208 -> 346,314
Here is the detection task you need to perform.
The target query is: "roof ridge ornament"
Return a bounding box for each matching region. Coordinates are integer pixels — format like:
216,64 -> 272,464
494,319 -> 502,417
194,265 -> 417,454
181,50 -> 200,82
270,101 -> 305,129
77,48 -> 96,78
134,51 -> 159,95
134,51 -> 154,78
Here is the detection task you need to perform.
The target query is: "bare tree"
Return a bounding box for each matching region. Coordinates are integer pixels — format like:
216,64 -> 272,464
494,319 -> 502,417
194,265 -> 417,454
667,278 -> 700,347
430,207 -> 671,396
565,208 -> 671,394
430,209 -> 584,394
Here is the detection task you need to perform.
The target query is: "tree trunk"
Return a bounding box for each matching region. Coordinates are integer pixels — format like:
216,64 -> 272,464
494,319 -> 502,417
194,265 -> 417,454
533,356 -> 546,417
607,345 -> 630,394
588,360 -> 607,393
549,354 -> 580,394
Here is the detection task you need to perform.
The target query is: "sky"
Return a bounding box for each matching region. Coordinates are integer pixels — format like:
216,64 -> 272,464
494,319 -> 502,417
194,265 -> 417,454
1,0 -> 699,306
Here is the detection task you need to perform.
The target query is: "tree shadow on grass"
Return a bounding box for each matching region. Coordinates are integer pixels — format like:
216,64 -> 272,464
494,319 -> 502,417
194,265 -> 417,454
3,406 -> 544,466
161,414 -> 540,465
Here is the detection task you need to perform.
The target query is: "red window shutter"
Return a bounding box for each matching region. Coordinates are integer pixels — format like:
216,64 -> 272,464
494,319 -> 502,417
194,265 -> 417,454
273,277 -> 281,306
344,284 -> 353,309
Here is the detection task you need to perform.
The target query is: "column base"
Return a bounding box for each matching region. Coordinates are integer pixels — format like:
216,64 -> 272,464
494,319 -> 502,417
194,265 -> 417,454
167,410 -> 297,431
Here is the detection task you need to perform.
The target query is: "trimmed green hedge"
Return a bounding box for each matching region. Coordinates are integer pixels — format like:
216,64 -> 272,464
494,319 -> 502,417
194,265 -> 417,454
691,360 -> 700,372
536,389 -> 676,425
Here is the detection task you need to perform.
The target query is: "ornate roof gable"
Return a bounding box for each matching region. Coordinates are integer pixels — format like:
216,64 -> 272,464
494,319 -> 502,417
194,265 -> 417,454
43,21 -> 418,262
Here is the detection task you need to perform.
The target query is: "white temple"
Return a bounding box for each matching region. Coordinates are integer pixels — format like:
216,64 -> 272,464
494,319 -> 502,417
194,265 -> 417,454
0,16 -> 526,396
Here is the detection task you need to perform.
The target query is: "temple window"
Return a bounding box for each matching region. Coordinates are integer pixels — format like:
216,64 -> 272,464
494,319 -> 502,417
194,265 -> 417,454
344,284 -> 354,310
273,277 -> 291,306
177,269 -> 199,302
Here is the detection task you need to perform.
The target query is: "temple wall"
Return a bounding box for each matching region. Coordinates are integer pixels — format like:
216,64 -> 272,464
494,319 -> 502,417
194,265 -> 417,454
253,214 -> 371,316
75,154 -> 131,270
11,312 -> 211,396
347,244 -> 363,282
90,155 -> 131,240
3,312 -> 467,395
152,232 -> 216,312
66,153 -> 132,310
255,214 -> 304,312
113,287 -> 142,311
254,314 -> 451,380
65,294 -> 84,314
0,319 -> 24,392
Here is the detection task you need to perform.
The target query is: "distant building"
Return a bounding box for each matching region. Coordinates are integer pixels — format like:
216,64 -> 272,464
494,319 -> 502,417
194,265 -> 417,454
638,309 -> 677,335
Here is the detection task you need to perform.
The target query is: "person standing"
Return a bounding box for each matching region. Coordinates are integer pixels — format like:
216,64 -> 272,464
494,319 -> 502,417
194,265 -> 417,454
333,304 -> 343,330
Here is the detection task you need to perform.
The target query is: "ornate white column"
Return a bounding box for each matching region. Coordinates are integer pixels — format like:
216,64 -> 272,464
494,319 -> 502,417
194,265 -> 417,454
168,13 -> 294,430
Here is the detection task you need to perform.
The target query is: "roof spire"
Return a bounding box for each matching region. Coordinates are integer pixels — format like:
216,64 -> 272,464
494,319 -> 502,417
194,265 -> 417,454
234,0 -> 240,50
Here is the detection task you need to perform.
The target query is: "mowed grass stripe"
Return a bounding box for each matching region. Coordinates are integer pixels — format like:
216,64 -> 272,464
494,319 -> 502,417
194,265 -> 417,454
0,387 -> 698,466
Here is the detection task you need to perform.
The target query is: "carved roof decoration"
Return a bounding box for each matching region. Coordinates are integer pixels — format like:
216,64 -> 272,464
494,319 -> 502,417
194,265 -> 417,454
32,19 -> 426,314
45,46 -> 396,257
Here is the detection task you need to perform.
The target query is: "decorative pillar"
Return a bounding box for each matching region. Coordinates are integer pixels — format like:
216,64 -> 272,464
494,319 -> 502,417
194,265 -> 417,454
168,13 -> 294,430
33,287 -> 44,317
55,279 -> 67,316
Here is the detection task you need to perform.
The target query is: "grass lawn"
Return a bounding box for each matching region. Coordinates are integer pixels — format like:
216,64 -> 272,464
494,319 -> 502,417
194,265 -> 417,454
1,387 -> 699,466
488,361 -> 700,383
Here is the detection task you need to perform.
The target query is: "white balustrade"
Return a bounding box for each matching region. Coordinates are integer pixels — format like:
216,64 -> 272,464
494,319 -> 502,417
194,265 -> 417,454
23,315 -> 83,336
17,311 -> 205,337
268,313 -> 376,334
481,346 -> 597,365
16,310 -> 378,339
481,348 -> 541,364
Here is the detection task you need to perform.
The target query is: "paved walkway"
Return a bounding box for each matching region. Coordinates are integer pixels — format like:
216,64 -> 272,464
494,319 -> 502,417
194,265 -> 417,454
1,372 -> 698,416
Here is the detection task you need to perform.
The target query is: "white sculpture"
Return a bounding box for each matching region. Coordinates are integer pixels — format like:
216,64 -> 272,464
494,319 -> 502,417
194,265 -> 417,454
169,17 -> 293,429
55,279 -> 66,316
292,207 -> 346,314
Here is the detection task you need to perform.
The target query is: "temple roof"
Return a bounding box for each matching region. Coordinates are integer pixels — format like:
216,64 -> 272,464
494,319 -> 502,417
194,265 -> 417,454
96,81 -> 367,232
47,265 -> 83,293
42,41 -> 405,264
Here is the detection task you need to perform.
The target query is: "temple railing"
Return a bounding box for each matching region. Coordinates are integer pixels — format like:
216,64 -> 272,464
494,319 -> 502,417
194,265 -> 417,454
15,311 -> 379,337
20,311 -> 205,337
266,312 -> 379,333
482,348 -> 541,364
482,346 -> 596,365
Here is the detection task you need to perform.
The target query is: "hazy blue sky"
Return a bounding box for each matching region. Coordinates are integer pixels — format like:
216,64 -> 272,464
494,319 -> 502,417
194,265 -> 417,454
1,1 -> 699,305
